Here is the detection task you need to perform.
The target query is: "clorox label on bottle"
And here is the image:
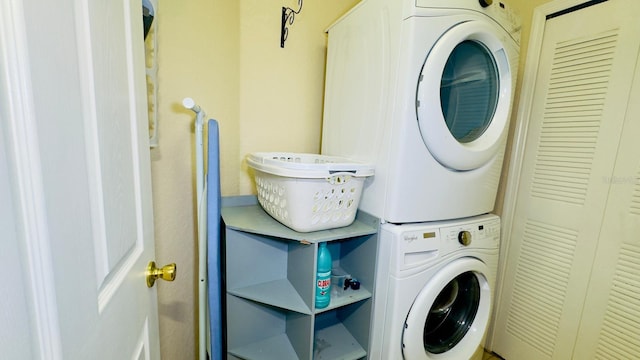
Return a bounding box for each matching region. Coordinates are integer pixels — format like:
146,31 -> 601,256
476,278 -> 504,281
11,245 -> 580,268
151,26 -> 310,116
317,272 -> 331,295
316,242 -> 332,309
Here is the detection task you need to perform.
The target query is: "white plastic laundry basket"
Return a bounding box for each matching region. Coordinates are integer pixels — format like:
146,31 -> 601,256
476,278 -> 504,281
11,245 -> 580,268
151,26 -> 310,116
247,152 -> 374,232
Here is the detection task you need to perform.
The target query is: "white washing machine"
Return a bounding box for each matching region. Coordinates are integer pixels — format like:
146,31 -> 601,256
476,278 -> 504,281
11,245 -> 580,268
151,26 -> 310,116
369,214 -> 500,359
321,0 -> 521,223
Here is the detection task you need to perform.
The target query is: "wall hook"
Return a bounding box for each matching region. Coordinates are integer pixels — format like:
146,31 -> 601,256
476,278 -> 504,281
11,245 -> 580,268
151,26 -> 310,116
281,0 -> 303,48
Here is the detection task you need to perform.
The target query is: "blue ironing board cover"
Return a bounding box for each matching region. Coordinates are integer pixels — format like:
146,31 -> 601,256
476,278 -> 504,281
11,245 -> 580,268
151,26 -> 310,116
207,119 -> 222,360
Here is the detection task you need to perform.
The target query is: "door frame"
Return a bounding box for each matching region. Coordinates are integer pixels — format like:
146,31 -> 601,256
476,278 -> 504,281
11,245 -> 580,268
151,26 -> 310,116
488,0 -> 604,349
1,0 -> 62,358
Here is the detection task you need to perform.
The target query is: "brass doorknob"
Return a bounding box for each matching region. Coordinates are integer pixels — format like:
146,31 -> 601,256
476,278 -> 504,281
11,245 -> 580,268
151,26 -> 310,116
146,261 -> 177,288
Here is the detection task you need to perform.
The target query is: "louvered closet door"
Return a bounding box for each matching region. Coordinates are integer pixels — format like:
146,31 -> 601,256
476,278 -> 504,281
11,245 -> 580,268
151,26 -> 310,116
571,54 -> 640,360
492,1 -> 640,359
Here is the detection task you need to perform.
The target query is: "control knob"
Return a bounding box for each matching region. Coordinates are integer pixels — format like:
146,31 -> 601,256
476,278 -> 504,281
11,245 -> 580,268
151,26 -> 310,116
458,230 -> 472,246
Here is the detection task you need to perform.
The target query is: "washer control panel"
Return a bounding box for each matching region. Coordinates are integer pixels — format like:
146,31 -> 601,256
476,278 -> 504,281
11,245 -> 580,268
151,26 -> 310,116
441,217 -> 500,250
391,215 -> 500,269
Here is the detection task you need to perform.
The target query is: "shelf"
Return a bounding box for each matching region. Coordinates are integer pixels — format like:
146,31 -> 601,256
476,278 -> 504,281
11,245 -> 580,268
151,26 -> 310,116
225,227 -> 316,313
229,333 -> 299,360
314,322 -> 367,360
223,195 -> 378,360
316,287 -> 372,314
222,195 -> 378,243
229,279 -> 311,314
226,296 -> 313,360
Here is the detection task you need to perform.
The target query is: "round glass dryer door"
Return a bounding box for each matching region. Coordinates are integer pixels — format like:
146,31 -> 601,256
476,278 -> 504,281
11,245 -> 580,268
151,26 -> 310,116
416,21 -> 513,171
441,41 -> 498,144
402,258 -> 492,360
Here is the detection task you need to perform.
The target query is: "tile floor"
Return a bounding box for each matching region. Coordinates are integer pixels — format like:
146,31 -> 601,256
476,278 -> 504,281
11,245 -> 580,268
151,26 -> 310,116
483,350 -> 504,360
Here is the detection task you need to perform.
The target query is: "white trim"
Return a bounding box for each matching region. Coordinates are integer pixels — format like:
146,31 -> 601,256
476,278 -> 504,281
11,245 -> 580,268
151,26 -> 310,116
490,0 -> 592,349
0,0 -> 62,358
98,245 -> 144,313
132,317 -> 151,360
123,0 -> 147,261
73,0 -> 111,287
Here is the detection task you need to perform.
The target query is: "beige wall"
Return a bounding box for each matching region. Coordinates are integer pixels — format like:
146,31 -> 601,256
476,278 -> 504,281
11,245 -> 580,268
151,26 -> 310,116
151,1 -> 358,358
236,0 -> 361,194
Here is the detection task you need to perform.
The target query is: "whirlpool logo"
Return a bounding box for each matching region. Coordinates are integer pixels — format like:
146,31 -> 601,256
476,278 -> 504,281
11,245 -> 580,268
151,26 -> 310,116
403,234 -> 419,243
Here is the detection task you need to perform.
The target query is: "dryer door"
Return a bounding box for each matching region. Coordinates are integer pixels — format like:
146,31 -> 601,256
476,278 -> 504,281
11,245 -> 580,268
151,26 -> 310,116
416,20 -> 512,171
402,257 -> 492,360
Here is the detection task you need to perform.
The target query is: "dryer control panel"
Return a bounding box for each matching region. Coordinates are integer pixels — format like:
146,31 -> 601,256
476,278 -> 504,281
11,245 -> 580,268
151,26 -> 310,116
413,0 -> 522,44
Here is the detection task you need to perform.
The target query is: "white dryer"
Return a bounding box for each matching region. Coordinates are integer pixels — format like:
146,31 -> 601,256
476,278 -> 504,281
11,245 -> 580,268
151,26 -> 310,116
321,0 -> 521,223
369,214 -> 500,359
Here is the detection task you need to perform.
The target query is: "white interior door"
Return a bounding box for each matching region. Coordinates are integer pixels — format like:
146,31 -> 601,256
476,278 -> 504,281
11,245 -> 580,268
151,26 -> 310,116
1,0 -> 162,358
492,0 -> 640,359
571,54 -> 640,360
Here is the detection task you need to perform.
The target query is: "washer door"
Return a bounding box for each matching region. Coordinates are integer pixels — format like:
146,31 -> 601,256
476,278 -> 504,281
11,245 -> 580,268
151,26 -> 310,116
402,257 -> 492,360
416,20 -> 512,171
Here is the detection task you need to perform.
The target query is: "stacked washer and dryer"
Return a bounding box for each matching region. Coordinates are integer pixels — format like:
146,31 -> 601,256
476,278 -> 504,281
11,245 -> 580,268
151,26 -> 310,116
321,0 -> 520,359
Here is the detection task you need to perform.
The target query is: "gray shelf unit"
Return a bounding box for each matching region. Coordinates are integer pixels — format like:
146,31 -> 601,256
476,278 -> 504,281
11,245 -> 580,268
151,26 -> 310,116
222,196 -> 379,360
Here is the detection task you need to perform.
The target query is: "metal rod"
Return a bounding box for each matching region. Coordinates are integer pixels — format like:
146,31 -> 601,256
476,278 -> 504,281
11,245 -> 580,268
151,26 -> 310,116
183,97 -> 208,360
